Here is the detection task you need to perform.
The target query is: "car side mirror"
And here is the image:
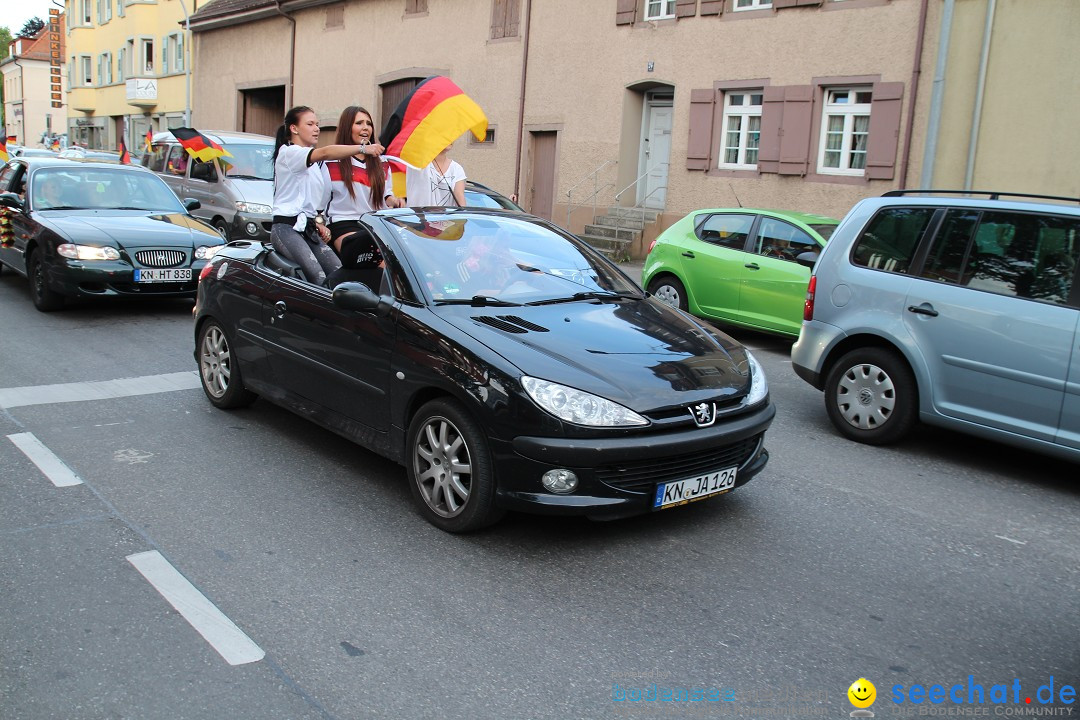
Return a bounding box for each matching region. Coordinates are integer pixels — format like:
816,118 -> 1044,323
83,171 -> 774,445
0,192 -> 24,210
332,281 -> 392,316
191,163 -> 216,182
183,198 -> 201,211
795,250 -> 819,269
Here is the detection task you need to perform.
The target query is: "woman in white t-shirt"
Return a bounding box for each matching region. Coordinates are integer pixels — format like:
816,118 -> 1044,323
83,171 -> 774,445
405,145 -> 467,208
270,105 -> 382,286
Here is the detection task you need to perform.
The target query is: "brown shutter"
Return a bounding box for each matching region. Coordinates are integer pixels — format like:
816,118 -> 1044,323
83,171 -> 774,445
616,0 -> 637,25
506,0 -> 520,37
865,81 -> 904,180
796,0 -> 823,5
778,85 -> 813,175
757,86 -> 785,174
772,0 -> 798,7
491,0 -> 507,38
699,0 -> 723,15
686,88 -> 716,171
676,0 -> 697,18
416,0 -> 428,10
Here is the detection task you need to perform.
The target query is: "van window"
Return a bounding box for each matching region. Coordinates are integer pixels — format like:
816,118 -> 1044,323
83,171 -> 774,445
958,211 -> 1080,305
144,143 -> 168,173
166,147 -> 189,177
852,207 -> 935,274
221,143 -> 274,181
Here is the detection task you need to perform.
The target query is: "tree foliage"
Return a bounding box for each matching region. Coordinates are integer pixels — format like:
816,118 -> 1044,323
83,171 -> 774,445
19,17 -> 46,38
0,27 -> 13,60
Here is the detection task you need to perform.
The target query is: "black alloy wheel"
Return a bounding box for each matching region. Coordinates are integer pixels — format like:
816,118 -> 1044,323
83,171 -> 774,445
27,249 -> 64,311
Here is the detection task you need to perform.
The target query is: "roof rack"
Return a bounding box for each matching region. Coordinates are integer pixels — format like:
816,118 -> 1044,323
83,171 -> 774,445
882,189 -> 1080,205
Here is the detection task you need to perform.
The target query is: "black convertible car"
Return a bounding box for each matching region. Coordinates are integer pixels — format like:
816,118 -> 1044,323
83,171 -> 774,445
194,209 -> 774,532
0,157 -> 224,311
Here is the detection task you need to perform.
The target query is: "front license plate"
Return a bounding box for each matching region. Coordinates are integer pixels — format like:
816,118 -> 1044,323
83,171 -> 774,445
653,466 -> 737,510
135,268 -> 191,283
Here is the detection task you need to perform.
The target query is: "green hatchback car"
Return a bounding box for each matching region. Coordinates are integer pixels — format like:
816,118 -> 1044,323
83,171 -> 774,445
642,208 -> 840,337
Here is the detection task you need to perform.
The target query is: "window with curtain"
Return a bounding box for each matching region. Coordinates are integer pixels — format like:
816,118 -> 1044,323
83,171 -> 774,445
817,87 -> 872,175
719,90 -> 763,169
644,0 -> 675,20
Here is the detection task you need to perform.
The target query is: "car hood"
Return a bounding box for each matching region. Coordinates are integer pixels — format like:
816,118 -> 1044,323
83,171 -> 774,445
438,298 -> 751,411
40,212 -> 222,247
228,178 -> 273,206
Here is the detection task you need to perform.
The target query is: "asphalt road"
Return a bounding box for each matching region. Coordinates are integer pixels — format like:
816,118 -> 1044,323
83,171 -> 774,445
1,267 -> 1078,720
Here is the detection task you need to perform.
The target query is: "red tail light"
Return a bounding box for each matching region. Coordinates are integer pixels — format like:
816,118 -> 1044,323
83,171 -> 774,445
199,263 -> 216,282
803,275 -> 816,321
647,239 -> 658,255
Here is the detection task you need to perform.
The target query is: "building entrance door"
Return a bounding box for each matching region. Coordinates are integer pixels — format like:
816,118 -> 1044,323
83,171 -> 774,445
639,96 -> 672,209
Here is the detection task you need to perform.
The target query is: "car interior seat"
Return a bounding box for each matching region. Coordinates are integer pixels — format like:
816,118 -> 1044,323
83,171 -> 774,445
262,249 -> 310,282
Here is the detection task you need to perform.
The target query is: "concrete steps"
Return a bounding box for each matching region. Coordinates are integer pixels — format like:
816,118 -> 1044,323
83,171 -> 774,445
578,207 -> 659,262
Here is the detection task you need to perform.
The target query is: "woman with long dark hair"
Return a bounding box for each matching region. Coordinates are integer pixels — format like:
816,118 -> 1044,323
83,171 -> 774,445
270,105 -> 381,285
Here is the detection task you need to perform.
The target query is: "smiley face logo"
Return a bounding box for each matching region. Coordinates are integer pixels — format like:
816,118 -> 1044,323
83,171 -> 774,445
848,678 -> 876,709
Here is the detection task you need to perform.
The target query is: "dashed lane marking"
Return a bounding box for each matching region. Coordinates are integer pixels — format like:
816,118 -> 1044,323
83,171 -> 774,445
0,371 -> 201,410
7,432 -> 83,487
127,550 -> 265,666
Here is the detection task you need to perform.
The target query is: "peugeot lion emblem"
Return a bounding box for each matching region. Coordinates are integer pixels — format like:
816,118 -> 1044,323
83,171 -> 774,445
690,402 -> 716,427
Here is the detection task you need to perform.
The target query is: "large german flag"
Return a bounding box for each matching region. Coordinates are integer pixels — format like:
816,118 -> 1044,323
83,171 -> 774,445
378,76 -> 487,170
386,159 -> 407,199
171,127 -> 232,163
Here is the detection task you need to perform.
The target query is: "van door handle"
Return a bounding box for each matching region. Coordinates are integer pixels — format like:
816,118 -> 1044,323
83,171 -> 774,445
681,251 -> 695,259
744,262 -> 760,270
274,300 -> 287,319
907,304 -> 939,317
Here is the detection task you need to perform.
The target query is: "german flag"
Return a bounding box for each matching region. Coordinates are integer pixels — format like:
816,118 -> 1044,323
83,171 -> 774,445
5,135 -> 14,144
0,137 -> 8,163
386,159 -> 407,199
378,76 -> 487,170
118,134 -> 131,165
144,129 -> 154,152
171,127 -> 232,163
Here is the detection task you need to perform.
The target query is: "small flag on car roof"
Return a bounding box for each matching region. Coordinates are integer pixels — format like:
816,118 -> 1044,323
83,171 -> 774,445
144,129 -> 154,152
118,134 -> 131,165
378,76 -> 487,170
171,128 -> 232,163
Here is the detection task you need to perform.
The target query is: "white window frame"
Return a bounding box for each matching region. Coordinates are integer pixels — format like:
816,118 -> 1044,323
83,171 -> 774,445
734,0 -> 772,10
117,47 -> 126,81
817,86 -> 872,176
81,0 -> 92,25
644,0 -> 676,20
139,37 -> 155,75
99,51 -> 113,84
79,54 -> 93,86
173,33 -> 184,73
718,90 -> 763,170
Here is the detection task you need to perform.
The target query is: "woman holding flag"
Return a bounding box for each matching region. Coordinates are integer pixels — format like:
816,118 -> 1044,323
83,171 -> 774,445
270,105 -> 381,286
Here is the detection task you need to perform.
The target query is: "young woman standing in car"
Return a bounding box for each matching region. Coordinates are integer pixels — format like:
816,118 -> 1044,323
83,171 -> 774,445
270,105 -> 381,286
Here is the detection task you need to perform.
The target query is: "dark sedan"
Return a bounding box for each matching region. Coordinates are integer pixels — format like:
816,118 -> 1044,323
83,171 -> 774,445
0,157 -> 224,311
194,209 -> 774,532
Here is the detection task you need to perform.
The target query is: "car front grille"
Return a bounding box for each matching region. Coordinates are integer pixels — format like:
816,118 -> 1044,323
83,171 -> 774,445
596,434 -> 763,494
135,249 -> 187,268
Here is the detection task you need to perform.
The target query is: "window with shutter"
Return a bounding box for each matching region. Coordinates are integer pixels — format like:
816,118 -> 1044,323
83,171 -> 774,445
675,0 -> 697,18
616,0 -> 637,25
405,0 -> 428,15
778,85 -> 813,175
490,0 -> 521,39
816,86 -> 872,176
699,0 -> 723,14
865,81 -> 904,180
686,89 -> 716,171
756,86 -> 785,174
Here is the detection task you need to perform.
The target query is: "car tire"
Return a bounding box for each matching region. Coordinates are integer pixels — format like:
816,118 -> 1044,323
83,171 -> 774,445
213,219 -> 230,242
27,249 -> 64,312
824,347 -> 917,445
647,275 -> 688,312
406,398 -> 503,533
198,320 -> 257,409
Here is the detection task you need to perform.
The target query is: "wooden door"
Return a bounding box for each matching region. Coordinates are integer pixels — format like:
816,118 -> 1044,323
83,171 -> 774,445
528,131 -> 557,221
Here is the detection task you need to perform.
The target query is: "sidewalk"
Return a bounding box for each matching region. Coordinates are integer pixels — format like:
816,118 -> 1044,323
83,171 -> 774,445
615,259 -> 645,282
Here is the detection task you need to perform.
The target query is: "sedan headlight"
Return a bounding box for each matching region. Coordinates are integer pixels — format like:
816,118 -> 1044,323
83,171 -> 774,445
195,245 -> 221,260
744,350 -> 769,406
57,243 -> 120,261
235,201 -> 272,215
522,376 -> 647,427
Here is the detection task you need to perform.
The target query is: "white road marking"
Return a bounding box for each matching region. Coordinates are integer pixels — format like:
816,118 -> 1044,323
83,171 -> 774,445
7,432 -> 83,487
995,535 -> 1027,546
127,550 -> 265,666
0,371 -> 201,410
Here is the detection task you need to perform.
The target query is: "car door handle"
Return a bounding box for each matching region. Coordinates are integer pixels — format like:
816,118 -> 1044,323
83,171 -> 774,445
907,304 -> 939,317
274,300 -> 287,319
681,251 -> 695,259
744,263 -> 760,270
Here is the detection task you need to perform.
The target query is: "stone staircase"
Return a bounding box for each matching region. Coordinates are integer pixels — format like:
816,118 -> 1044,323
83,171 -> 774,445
579,207 -> 660,262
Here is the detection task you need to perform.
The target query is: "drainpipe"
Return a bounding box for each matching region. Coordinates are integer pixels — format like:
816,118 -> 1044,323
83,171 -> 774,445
964,0 -> 997,191
897,0 -> 929,189
274,0 -> 296,108
176,0 -> 192,126
512,0 -> 533,200
919,0 -> 954,189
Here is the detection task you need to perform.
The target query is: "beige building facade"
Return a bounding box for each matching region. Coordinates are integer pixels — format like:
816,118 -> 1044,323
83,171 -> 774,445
188,0 -> 1079,258
2,13 -> 68,148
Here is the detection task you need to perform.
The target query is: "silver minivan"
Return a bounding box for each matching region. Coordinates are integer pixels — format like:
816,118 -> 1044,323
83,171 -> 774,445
144,130 -> 274,241
791,190 -> 1080,462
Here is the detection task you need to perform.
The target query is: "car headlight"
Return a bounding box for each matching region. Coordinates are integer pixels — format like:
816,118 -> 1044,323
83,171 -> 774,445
195,245 -> 221,260
744,350 -> 769,406
235,201 -> 272,215
57,243 -> 120,261
521,376 -> 648,427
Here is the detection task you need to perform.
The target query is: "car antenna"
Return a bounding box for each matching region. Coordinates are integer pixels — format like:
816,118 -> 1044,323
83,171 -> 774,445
729,184 -> 743,208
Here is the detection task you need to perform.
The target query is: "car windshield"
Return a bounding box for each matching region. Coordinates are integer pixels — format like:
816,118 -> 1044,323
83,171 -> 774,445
221,143 -> 274,180
31,166 -> 187,212
810,223 -> 838,241
383,213 -> 640,304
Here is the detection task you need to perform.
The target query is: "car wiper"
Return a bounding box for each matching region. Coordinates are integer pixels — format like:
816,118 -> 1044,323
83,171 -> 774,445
112,206 -> 149,210
226,174 -> 265,180
526,291 -> 639,306
435,295 -> 523,307
38,205 -> 85,211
